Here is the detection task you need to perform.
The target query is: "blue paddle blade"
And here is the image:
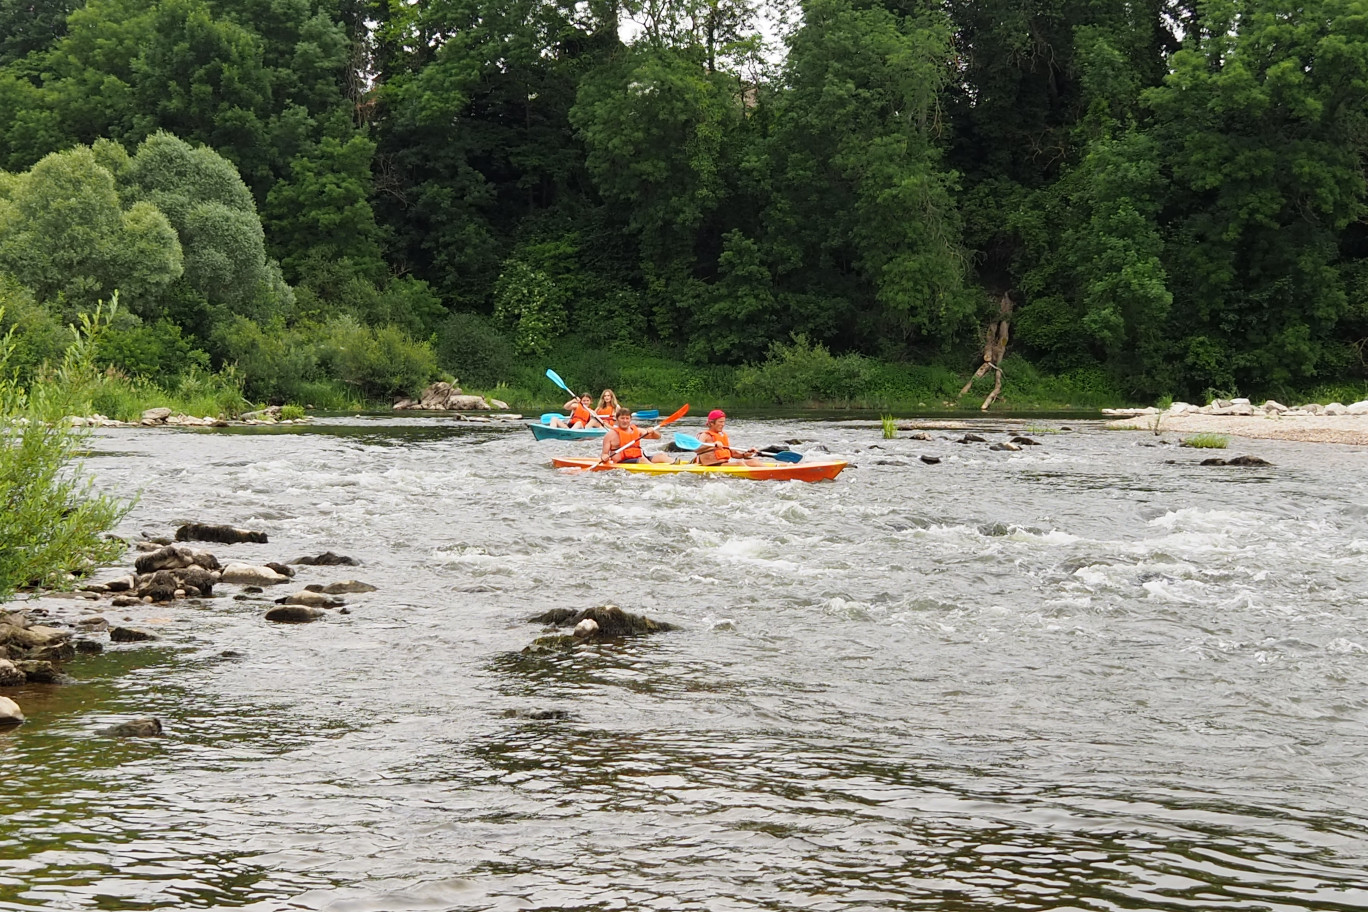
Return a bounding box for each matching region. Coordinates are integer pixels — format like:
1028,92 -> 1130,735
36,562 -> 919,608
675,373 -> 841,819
632,409 -> 660,421
545,368 -> 572,395
769,449 -> 803,463
673,432 -> 704,450
540,413 -> 564,425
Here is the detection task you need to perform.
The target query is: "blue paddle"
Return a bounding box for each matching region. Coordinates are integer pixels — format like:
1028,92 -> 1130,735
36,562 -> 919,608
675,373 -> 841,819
672,432 -> 803,463
632,409 -> 660,421
544,369 -> 608,428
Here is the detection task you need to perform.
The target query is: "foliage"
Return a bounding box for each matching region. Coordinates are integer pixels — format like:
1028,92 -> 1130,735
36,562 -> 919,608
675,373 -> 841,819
492,260 -> 568,357
278,403 -> 305,420
1181,433 -> 1229,449
0,303 -> 128,600
0,145 -> 183,315
315,316 -> 438,400
434,311 -> 516,389
881,414 -> 896,439
735,335 -> 876,405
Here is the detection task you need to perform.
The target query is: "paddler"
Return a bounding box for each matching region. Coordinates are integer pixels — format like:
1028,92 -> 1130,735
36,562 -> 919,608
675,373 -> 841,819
601,407 -> 674,464
548,393 -> 601,429
695,409 -> 762,466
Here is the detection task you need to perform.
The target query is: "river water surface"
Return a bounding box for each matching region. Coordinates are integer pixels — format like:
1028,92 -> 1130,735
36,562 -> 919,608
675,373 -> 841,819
3,415 -> 1368,911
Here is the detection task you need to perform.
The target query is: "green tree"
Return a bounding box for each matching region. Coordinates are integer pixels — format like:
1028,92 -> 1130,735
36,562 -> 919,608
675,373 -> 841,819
1144,0 -> 1368,394
0,145 -> 183,315
120,131 -> 283,318
765,0 -> 971,351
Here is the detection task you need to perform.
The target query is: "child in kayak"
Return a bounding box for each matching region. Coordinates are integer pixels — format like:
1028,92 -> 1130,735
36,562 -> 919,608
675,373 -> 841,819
595,389 -> 620,420
696,409 -> 762,466
549,393 -> 603,429
601,408 -> 674,464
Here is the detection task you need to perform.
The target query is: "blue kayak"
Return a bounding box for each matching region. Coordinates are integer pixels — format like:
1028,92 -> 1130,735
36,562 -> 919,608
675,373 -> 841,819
528,421 -> 607,441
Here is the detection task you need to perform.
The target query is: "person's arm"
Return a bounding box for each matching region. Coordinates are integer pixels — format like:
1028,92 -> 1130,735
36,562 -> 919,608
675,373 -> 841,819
601,430 -> 619,462
642,425 -> 662,440
564,397 -> 579,410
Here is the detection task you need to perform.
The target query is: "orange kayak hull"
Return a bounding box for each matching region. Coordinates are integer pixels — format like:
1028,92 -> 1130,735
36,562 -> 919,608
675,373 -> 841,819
550,456 -> 847,482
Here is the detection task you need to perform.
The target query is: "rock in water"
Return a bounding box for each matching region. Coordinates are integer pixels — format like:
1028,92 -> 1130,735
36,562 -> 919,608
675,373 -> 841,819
0,696 -> 24,725
99,718 -> 162,737
265,605 -> 326,623
175,523 -> 268,544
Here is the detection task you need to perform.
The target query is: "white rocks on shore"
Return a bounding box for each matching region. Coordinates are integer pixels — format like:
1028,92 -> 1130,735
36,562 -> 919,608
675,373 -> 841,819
1103,397 -> 1368,419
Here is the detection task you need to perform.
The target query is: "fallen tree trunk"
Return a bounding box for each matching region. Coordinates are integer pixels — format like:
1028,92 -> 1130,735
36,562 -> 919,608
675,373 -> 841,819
959,292 -> 1014,410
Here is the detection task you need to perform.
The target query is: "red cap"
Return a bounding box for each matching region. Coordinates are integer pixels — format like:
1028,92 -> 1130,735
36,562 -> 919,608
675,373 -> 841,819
707,409 -> 726,421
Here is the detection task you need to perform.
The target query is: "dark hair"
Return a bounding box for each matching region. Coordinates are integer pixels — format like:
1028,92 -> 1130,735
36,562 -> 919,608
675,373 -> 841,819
615,407 -> 633,418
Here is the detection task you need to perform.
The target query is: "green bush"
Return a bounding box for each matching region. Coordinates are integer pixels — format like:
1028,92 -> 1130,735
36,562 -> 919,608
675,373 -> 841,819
0,307 -> 129,599
434,312 -> 517,388
96,318 -> 210,383
214,315 -> 322,403
317,316 -> 437,400
0,278 -> 68,381
735,335 -> 875,405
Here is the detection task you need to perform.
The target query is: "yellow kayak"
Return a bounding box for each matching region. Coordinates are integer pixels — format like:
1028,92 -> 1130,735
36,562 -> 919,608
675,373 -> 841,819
550,456 -> 847,482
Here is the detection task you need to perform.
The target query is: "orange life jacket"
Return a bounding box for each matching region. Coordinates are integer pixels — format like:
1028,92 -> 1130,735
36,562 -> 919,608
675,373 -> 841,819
701,428 -> 731,461
569,403 -> 593,426
596,405 -> 615,418
611,425 -> 643,461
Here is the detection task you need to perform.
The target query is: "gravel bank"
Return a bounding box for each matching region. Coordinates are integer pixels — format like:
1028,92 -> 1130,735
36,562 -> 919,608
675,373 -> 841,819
1106,413 -> 1368,446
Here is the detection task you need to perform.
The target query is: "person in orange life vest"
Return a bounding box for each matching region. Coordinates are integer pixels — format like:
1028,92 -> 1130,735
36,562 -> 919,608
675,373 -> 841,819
549,393 -> 600,429
601,407 -> 673,464
696,409 -> 761,466
595,388 -> 620,420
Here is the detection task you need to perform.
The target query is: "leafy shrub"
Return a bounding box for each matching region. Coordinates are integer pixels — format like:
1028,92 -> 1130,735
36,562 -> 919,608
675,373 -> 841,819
0,306 -> 128,598
493,261 -> 568,357
0,278 -> 67,380
279,404 -> 306,420
735,335 -> 875,405
214,314 -> 320,403
434,312 -> 517,388
317,316 -> 437,400
96,318 -> 209,383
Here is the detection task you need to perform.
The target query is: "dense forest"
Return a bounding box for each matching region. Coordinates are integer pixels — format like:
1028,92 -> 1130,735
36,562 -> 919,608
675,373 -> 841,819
1,0 -> 1366,408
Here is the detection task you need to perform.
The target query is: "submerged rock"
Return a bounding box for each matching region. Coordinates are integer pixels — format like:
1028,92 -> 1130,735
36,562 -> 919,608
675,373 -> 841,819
220,563 -> 290,586
109,627 -> 156,643
175,523 -> 268,545
291,552 -> 359,566
305,580 -> 377,594
1201,455 -> 1274,467
265,605 -> 326,623
277,591 -> 344,609
530,604 -> 677,637
99,718 -> 162,737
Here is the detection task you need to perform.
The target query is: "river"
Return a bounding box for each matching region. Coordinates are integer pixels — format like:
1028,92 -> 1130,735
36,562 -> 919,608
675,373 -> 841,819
3,414 -> 1367,911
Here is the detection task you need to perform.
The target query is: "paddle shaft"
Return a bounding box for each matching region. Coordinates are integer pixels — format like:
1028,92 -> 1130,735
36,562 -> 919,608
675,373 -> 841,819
588,404 -> 689,470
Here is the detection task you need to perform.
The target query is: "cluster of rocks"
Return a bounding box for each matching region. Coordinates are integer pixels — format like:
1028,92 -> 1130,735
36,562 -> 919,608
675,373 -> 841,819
870,429 -> 1047,466
55,405 -> 311,429
0,523 -> 377,732
1105,398 -> 1368,418
393,381 -> 510,412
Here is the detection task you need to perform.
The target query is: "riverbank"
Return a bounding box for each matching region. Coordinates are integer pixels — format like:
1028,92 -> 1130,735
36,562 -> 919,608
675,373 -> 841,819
1103,398 -> 1368,445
